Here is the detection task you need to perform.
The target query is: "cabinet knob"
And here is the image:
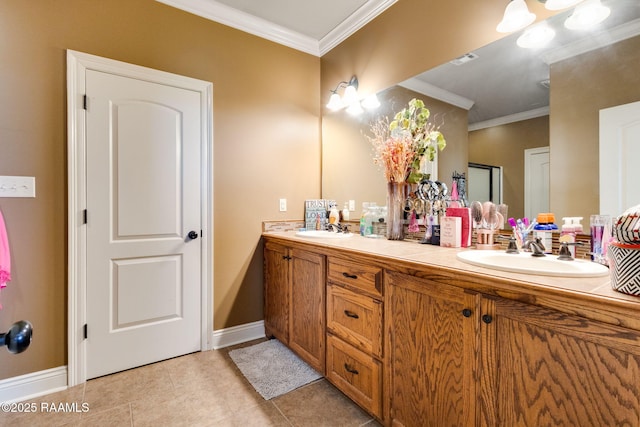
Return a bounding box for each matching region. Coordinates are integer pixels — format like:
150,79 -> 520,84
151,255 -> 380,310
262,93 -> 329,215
344,310 -> 359,319
482,314 -> 493,324
462,308 -> 472,318
344,363 -> 359,375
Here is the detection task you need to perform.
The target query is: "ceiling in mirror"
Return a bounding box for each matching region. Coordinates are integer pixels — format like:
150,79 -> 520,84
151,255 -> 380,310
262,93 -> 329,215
400,0 -> 640,128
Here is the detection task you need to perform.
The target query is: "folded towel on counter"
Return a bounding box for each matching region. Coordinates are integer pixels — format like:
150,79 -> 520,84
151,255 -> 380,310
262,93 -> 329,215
0,209 -> 11,292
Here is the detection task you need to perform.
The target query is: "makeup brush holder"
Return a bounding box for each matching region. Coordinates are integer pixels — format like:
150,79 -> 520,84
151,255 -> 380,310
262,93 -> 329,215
476,229 -> 501,250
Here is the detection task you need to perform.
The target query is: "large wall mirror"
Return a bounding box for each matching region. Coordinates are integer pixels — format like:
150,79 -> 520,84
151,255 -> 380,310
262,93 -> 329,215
322,0 -> 640,225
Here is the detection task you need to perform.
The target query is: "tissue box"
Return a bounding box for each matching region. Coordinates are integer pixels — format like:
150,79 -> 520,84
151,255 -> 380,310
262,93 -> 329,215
445,207 -> 472,247
608,242 -> 640,295
440,216 -> 461,248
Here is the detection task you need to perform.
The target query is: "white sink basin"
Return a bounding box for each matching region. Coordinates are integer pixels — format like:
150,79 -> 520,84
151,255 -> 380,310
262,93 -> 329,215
456,250 -> 609,278
295,230 -> 354,239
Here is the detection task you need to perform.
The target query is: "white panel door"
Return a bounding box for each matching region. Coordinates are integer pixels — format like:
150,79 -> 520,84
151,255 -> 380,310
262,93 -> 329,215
85,70 -> 201,379
524,147 -> 550,221
600,101 -> 640,218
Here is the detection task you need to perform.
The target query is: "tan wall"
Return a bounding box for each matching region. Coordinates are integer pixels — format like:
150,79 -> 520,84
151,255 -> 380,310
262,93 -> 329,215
0,0 -> 320,379
550,35 -> 640,222
322,86 -> 468,207
320,0 -> 556,101
469,116 -> 550,221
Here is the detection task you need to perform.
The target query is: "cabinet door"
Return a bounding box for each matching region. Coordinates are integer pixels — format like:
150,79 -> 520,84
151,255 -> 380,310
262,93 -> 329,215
289,248 -> 326,373
481,297 -> 640,426
386,271 -> 480,427
264,242 -> 289,343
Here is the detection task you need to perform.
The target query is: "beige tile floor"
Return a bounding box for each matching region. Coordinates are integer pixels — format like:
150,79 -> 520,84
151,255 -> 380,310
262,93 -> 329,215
0,340 -> 382,427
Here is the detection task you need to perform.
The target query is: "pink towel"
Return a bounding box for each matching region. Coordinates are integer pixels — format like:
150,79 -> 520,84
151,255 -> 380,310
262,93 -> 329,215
0,209 -> 11,290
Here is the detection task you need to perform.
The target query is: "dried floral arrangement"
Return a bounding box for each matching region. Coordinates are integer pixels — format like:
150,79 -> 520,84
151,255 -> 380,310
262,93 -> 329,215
366,98 -> 446,183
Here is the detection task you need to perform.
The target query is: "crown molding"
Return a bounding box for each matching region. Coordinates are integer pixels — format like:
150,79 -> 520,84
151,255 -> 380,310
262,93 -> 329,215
319,0 -> 398,55
399,78 -> 475,110
542,18 -> 640,64
156,0 -> 321,56
469,106 -> 549,131
156,0 -> 396,57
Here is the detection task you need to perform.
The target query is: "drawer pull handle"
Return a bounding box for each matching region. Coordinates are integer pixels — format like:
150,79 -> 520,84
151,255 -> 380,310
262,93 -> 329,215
344,310 -> 359,319
344,364 -> 359,375
342,272 -> 358,279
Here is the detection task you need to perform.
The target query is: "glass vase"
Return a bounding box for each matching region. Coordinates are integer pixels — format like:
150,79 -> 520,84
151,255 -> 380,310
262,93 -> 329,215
386,181 -> 407,240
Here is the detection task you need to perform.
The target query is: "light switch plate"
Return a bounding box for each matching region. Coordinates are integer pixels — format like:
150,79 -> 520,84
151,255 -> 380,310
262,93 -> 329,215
0,176 -> 36,198
279,198 -> 287,212
349,200 -> 356,211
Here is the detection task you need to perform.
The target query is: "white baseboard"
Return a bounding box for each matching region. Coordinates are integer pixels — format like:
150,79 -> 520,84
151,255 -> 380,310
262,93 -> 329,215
0,366 -> 68,403
211,320 -> 265,349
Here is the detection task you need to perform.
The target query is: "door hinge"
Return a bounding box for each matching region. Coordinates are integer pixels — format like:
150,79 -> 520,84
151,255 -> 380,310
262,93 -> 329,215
83,94 -> 88,110
83,324 -> 88,340
83,209 -> 87,224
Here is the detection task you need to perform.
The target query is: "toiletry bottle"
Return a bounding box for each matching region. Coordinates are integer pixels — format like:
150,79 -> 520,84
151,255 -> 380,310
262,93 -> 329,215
560,217 -> 577,257
360,202 -> 370,236
342,202 -> 350,222
364,204 -> 378,237
533,213 -> 557,253
329,203 -> 339,224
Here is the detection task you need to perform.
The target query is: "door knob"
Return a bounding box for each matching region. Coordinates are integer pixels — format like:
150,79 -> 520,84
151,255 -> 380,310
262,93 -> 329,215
187,230 -> 199,240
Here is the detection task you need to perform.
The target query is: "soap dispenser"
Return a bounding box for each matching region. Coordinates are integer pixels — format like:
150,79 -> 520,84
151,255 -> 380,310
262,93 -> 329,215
329,203 -> 340,224
341,202 -> 350,222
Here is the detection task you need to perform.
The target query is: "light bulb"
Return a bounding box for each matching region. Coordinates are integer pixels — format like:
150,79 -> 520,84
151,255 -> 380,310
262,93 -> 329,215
361,94 -> 381,109
496,0 -> 536,33
517,23 -> 556,48
564,0 -> 610,30
326,93 -> 343,111
342,84 -> 359,106
346,101 -> 364,116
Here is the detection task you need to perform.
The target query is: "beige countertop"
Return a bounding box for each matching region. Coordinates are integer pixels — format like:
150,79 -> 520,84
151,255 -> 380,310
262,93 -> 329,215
263,230 -> 640,326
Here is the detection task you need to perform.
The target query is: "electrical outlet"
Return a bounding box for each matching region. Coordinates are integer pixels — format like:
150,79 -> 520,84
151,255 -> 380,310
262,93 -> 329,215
349,199 -> 356,211
279,198 -> 287,212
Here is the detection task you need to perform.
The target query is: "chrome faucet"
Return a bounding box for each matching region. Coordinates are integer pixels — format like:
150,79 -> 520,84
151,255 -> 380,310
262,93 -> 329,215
523,237 -> 546,257
326,223 -> 350,233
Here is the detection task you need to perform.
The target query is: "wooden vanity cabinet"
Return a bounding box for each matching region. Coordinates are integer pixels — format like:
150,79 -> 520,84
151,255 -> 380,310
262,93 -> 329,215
385,270 -> 480,427
264,241 -> 326,373
326,257 -> 384,419
385,269 -> 640,426
480,297 -> 640,426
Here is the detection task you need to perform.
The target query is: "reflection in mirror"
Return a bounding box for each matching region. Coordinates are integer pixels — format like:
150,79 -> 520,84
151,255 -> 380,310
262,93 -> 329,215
322,0 -> 640,225
468,163 -> 503,206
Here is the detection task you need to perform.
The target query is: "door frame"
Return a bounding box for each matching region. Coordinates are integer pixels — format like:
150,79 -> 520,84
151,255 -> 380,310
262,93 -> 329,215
66,50 -> 213,386
524,146 -> 550,221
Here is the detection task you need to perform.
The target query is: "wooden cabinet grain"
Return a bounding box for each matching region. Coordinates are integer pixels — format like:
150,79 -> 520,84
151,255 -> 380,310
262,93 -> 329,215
480,297 -> 640,426
326,257 -> 384,419
264,241 -> 326,373
385,270 -> 479,427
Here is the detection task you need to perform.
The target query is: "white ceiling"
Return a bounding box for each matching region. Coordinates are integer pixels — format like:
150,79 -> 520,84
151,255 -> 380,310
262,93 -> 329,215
155,0 -> 397,56
156,0 -> 640,126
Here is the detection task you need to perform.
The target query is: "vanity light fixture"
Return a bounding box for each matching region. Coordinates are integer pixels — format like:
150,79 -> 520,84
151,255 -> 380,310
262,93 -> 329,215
326,76 -> 359,111
517,22 -> 556,48
497,0 -> 536,33
564,0 -> 610,30
326,75 -> 380,115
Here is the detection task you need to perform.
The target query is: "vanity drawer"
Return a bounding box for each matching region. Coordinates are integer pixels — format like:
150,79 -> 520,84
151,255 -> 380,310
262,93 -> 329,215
326,334 -> 382,419
327,258 -> 382,298
327,284 -> 383,358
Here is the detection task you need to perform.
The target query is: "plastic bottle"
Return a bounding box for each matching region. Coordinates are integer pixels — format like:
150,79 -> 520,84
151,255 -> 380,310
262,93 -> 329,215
341,202 -> 350,222
360,202 -> 371,236
534,213 -> 557,254
329,203 -> 339,224
364,205 -> 378,237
